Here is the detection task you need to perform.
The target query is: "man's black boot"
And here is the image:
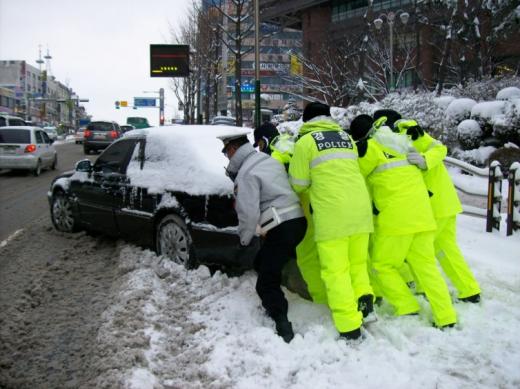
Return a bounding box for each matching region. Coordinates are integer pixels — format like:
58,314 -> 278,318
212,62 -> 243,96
358,294 -> 374,318
274,316 -> 294,343
459,293 -> 480,303
339,328 -> 361,341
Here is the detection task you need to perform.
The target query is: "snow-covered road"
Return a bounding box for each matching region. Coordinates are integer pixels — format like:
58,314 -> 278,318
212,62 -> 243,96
1,213 -> 519,389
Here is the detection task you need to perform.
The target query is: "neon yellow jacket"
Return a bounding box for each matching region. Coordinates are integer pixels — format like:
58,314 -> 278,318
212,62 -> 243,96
270,133 -> 295,168
395,119 -> 463,219
358,137 -> 437,236
289,119 -> 373,241
409,133 -> 462,218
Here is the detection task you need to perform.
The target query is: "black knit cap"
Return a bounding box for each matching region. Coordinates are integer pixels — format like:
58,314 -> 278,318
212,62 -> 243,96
349,114 -> 374,141
302,102 -> 331,122
253,122 -> 279,147
373,109 -> 402,129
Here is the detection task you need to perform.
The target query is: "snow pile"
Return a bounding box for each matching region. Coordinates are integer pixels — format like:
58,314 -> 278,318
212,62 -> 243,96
496,86 -> 520,101
95,215 -> 520,388
125,125 -> 252,196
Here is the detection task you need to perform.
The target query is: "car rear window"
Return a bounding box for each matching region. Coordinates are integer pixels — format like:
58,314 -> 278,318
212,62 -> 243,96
87,122 -> 113,131
0,129 -> 31,143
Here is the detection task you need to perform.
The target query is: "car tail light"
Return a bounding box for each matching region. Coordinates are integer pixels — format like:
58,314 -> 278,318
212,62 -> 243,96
84,129 -> 92,138
24,144 -> 37,153
110,131 -> 118,139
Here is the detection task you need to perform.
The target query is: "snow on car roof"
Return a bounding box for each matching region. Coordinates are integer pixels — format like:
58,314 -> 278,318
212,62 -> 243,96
125,125 -> 252,196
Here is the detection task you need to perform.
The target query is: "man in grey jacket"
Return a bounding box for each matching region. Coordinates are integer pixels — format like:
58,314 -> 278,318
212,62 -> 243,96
219,133 -> 307,343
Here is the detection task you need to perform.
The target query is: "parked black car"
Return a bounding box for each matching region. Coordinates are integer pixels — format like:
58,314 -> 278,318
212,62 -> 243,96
48,126 -> 259,270
83,120 -> 122,155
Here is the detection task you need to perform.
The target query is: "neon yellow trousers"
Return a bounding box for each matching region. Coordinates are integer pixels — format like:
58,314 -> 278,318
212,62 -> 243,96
399,216 -> 480,299
296,232 -> 371,332
370,231 -> 457,327
434,216 -> 481,298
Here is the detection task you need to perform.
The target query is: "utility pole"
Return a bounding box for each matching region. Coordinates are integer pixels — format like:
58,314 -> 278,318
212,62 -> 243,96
254,0 -> 261,129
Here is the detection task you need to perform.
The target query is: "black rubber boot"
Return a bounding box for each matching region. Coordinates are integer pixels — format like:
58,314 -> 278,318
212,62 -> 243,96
357,294 -> 374,318
459,293 -> 480,303
274,316 -> 294,343
339,328 -> 361,341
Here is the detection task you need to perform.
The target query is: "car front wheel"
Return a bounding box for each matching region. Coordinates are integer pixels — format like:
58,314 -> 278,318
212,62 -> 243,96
51,191 -> 78,232
156,214 -> 196,268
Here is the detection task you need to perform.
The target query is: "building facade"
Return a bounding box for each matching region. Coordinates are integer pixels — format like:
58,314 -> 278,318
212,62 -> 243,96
0,60 -> 87,128
261,0 -> 520,99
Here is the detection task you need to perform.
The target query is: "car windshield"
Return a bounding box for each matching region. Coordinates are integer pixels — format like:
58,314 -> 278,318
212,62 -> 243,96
88,122 -> 113,131
0,129 -> 31,143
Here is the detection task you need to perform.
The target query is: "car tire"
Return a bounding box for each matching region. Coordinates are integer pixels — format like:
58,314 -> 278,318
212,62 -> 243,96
83,147 -> 90,155
51,191 -> 78,232
51,155 -> 57,170
156,213 -> 196,269
33,160 -> 42,176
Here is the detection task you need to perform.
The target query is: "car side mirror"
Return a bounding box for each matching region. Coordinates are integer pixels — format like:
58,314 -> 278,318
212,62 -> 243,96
75,159 -> 93,172
49,138 -> 55,144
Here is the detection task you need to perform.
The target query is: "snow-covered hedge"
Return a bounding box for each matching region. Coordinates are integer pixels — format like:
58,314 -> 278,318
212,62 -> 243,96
298,77 -> 520,166
457,119 -> 483,150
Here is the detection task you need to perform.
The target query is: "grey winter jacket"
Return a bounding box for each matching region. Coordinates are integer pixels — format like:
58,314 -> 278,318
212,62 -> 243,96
226,142 -> 303,246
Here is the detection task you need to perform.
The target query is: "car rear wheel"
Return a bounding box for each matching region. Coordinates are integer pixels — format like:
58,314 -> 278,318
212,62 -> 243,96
156,214 -> 196,268
51,156 -> 57,170
33,160 -> 42,176
83,147 -> 90,155
51,191 -> 78,232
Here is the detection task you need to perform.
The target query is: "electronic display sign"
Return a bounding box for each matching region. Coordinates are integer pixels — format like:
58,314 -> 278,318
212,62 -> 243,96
150,44 -> 190,77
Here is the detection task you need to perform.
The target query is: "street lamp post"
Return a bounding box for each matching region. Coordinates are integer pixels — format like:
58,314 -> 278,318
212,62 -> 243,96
374,11 -> 409,91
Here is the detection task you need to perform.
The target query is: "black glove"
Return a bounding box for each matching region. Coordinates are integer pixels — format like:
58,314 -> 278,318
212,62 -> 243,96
235,236 -> 262,267
406,125 -> 424,140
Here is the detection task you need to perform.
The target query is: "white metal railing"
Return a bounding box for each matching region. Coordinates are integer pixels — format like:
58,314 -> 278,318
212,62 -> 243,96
444,156 -> 520,235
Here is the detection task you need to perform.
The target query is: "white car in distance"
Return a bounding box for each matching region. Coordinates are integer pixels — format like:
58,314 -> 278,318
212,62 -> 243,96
0,126 -> 57,176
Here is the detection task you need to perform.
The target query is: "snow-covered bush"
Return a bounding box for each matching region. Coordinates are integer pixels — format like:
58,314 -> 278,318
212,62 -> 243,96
451,146 -> 497,166
470,101 -> 507,139
493,99 -> 520,146
277,120 -> 302,136
331,103 -> 375,130
487,146 -> 520,175
433,96 -> 455,109
457,119 -> 483,150
445,98 -> 477,123
496,86 -> 520,101
379,92 -> 445,138
449,75 -> 520,101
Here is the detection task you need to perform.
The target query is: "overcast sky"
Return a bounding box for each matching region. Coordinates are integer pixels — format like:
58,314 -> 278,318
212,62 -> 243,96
0,0 -> 192,126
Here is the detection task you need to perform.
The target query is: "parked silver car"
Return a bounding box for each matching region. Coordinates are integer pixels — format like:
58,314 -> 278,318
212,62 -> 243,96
0,126 -> 57,176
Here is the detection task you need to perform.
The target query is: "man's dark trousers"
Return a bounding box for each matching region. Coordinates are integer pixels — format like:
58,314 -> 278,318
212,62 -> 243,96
254,217 -> 307,319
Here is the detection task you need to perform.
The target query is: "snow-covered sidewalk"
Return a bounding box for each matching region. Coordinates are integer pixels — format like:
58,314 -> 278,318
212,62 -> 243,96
98,215 -> 520,389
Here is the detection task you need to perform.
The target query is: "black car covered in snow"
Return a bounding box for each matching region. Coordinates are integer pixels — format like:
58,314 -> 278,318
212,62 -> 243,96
47,125 -> 260,270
